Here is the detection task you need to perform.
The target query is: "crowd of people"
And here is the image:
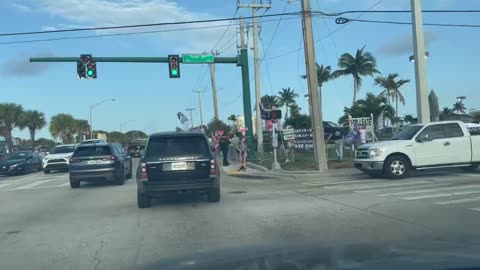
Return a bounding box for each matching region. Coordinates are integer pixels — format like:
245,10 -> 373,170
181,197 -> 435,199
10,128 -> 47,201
210,132 -> 248,172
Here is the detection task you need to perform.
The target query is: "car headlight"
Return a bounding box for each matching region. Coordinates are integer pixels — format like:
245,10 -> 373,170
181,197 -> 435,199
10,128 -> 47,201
10,163 -> 21,168
369,149 -> 383,158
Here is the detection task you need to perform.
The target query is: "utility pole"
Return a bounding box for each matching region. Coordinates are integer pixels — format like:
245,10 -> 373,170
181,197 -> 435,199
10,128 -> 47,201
238,0 -> 271,154
411,0 -> 430,124
301,0 -> 328,172
193,90 -> 205,127
209,50 -> 220,120
186,108 -> 195,129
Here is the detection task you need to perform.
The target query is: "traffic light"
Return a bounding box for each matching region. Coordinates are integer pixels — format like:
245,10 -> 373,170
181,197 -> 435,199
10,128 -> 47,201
77,61 -> 86,79
266,110 -> 282,120
86,62 -> 97,79
80,54 -> 92,65
168,55 -> 180,78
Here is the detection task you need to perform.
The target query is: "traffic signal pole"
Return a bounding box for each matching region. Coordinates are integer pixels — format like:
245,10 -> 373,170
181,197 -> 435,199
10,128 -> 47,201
29,54 -> 255,156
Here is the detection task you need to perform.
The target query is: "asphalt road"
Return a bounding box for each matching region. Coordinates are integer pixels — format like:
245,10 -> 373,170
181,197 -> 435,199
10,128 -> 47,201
1,159 -> 480,269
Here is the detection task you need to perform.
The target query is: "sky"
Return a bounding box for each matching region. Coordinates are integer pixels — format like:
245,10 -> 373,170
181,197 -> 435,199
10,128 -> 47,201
0,0 -> 479,141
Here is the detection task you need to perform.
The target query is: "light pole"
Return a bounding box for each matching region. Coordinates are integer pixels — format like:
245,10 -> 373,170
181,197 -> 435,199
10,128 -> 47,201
193,90 -> 205,127
89,98 -> 115,139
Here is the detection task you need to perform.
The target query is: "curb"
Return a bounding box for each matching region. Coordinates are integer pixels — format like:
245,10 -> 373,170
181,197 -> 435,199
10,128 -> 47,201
246,162 -> 269,172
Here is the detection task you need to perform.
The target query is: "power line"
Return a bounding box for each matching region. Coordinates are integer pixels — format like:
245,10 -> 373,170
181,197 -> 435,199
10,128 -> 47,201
0,11 -> 302,37
211,9 -> 238,52
259,1 -> 289,63
342,18 -> 480,28
259,36 -> 274,94
0,17 -> 295,46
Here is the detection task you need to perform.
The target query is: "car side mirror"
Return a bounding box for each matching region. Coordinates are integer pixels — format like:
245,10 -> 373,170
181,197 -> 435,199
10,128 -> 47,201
417,134 -> 430,142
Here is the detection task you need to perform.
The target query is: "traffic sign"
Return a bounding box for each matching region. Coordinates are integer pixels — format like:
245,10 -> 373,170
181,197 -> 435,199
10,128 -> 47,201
182,54 -> 214,64
282,128 -> 295,140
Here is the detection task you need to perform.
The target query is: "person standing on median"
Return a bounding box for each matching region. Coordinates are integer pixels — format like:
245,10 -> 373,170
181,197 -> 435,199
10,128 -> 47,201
237,134 -> 247,171
332,129 -> 344,161
219,135 -> 231,167
230,132 -> 240,162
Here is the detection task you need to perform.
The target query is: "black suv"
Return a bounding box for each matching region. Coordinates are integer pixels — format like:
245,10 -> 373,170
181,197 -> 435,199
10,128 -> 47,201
136,132 -> 220,208
69,142 -> 132,188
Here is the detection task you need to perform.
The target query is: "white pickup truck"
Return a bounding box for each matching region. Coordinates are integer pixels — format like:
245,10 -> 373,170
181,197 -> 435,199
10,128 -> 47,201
354,121 -> 480,179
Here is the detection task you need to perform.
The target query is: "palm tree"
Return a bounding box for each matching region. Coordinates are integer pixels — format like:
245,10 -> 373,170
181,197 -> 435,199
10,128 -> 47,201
334,46 -> 380,106
49,114 -> 78,143
227,114 -> 237,126
301,63 -> 338,88
74,119 -> 90,142
260,95 -> 280,110
289,103 -> 301,117
403,114 -> 415,125
452,101 -> 466,114
20,110 -> 46,144
375,73 -> 410,128
0,103 -> 25,151
338,93 -> 394,130
442,107 -> 453,115
277,87 -> 299,119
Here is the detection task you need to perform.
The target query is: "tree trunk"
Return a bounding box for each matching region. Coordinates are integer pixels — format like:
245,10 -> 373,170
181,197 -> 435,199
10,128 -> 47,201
352,77 -> 357,106
285,105 -> 289,120
6,127 -> 13,153
395,92 -> 399,131
29,128 -> 36,145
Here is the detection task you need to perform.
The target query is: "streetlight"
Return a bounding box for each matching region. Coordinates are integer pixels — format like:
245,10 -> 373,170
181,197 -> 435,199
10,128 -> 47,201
409,51 -> 430,62
120,120 -> 135,132
89,98 -> 115,139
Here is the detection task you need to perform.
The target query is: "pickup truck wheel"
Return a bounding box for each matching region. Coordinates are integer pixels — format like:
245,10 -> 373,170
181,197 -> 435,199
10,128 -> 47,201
70,179 -> 80,189
384,155 -> 410,179
137,192 -> 151,208
207,184 -> 221,203
462,163 -> 479,172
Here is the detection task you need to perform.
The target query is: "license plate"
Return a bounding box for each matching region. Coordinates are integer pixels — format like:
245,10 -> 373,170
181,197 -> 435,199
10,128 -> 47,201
171,162 -> 187,171
87,160 -> 97,165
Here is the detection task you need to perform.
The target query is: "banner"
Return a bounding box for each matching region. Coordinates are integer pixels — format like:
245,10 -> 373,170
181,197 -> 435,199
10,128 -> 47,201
177,112 -> 188,124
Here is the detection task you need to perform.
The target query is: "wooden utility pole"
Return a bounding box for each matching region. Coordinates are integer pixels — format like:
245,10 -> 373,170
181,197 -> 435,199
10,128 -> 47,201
209,51 -> 220,120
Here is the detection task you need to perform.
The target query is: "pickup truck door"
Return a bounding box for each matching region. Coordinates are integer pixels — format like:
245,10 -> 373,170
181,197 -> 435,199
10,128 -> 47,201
443,123 -> 471,164
414,124 -> 451,166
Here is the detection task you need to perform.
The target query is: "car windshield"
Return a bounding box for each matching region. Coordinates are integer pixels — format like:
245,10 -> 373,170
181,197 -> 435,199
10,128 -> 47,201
391,125 -> 424,140
146,136 -> 209,157
73,146 -> 111,157
4,152 -> 28,160
49,146 -> 75,154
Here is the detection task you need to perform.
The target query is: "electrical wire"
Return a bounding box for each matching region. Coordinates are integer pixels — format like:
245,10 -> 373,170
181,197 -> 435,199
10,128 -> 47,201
259,0 -> 289,64
259,36 -> 274,94
343,18 -> 480,28
211,9 -> 238,52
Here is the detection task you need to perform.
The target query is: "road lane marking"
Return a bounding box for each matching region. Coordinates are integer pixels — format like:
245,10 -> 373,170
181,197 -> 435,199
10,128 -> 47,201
377,184 -> 480,197
325,181 -> 429,191
471,207 -> 480,211
3,180 -> 52,191
402,190 -> 480,200
436,196 -> 480,205
303,179 -> 379,186
355,183 -> 454,193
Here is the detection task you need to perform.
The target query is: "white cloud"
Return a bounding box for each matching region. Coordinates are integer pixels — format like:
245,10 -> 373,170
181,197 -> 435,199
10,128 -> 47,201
14,0 -> 237,53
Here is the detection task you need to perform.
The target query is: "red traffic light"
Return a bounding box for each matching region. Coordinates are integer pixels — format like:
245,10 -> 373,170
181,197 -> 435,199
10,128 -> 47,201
80,54 -> 92,65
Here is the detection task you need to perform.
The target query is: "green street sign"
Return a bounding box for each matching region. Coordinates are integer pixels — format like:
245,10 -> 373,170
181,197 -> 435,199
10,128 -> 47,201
182,54 -> 214,64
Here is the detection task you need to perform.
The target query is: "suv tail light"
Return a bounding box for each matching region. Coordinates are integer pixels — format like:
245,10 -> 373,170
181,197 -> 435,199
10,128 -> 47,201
102,156 -> 118,161
210,159 -> 216,175
141,162 -> 148,179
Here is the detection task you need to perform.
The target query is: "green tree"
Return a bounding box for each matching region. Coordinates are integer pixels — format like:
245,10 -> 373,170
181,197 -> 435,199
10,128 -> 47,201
471,110 -> 480,123
49,113 -> 78,143
108,131 -> 127,144
277,87 -> 299,120
338,93 -> 394,131
334,46 -> 380,106
0,103 -> 25,150
283,114 -> 311,129
124,130 -> 148,141
442,107 -> 453,115
289,103 -> 301,117
18,109 -> 46,145
74,119 -> 90,142
452,101 -> 466,114
375,73 -> 410,126
260,95 -> 280,110
205,119 -> 231,137
403,114 -> 416,125
35,137 -> 57,150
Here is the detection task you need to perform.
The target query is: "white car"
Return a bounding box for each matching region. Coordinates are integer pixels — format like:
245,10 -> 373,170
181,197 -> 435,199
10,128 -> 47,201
42,144 -> 76,174
354,121 -> 480,179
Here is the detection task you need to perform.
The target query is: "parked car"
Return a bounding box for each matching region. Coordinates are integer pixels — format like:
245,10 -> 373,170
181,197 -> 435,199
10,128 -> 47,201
68,142 -> 132,188
136,132 -> 220,208
0,150 -> 42,175
354,121 -> 480,179
42,144 -> 76,174
127,139 -> 147,157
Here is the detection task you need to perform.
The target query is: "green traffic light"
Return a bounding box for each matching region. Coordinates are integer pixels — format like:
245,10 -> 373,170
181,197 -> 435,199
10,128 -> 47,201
87,70 -> 94,76
171,69 -> 178,76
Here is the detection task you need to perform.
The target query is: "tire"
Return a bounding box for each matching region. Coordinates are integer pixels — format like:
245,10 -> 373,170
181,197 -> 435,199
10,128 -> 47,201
137,192 -> 151,208
70,179 -> 80,188
126,162 -> 133,179
383,155 -> 410,179
114,168 -> 126,185
207,184 -> 221,203
462,163 -> 479,172
43,169 -> 51,174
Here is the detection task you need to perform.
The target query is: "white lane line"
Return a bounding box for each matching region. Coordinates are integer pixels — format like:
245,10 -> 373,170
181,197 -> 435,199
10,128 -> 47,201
402,190 -> 480,201
471,207 -> 480,211
355,183 -> 454,193
436,196 -> 480,205
378,184 -> 480,197
325,181 -> 429,191
303,179 -> 379,186
3,180 -> 52,191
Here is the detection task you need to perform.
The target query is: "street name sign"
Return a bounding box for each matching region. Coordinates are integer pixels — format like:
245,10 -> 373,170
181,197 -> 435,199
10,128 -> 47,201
182,54 -> 214,64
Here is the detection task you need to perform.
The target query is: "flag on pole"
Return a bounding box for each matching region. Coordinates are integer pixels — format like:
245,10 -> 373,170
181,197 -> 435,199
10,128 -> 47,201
177,112 -> 188,124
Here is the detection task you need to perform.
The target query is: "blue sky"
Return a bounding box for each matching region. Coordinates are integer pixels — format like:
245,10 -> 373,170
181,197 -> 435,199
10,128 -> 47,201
0,0 -> 479,140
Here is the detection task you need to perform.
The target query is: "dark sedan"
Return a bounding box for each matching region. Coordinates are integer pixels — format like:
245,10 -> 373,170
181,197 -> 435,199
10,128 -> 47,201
0,150 -> 42,175
68,142 -> 132,188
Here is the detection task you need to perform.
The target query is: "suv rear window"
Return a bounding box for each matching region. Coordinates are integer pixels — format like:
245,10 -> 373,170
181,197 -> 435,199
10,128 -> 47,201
146,136 -> 209,157
73,146 -> 112,157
